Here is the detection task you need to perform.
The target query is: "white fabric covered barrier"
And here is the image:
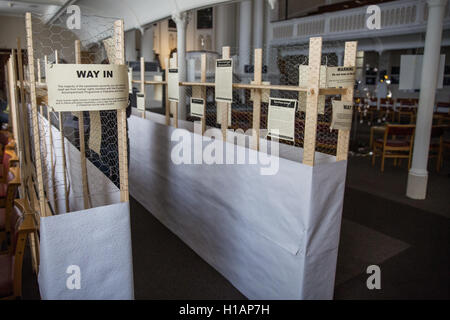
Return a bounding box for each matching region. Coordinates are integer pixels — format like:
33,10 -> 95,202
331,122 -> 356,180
129,115 -> 347,299
38,201 -> 134,300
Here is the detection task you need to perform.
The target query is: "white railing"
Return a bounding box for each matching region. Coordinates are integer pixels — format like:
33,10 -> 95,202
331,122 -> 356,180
270,0 -> 450,45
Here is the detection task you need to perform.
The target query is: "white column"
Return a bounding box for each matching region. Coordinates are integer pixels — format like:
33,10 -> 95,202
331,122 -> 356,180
253,0 -> 264,49
125,29 -> 137,62
141,26 -> 155,61
215,3 -> 236,52
239,0 -> 252,74
172,11 -> 190,121
406,0 -> 447,199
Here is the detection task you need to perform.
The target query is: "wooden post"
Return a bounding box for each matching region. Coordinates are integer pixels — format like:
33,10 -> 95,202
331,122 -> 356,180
75,40 -> 91,209
251,48 -> 263,151
219,46 -> 230,141
37,58 -> 41,84
17,38 -> 33,203
44,55 -> 48,82
54,50 -> 69,212
336,41 -> 357,161
164,57 -> 170,126
171,53 -> 178,128
114,19 -> 129,202
302,37 -> 322,166
7,53 -> 20,151
140,56 -> 146,119
200,53 -> 207,134
25,13 -> 48,217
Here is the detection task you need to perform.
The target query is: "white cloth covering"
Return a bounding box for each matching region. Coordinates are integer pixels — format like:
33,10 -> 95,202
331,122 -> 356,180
129,115 -> 347,299
38,201 -> 134,300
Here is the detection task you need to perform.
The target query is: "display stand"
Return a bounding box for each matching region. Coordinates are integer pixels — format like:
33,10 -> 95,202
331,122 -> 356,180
7,12 -> 133,299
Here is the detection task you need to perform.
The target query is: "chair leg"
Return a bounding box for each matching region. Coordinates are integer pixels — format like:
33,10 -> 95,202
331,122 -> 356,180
372,147 -> 377,166
394,158 -> 398,166
381,151 -> 386,172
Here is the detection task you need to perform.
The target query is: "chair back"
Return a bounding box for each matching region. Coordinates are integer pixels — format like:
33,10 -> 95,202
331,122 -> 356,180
386,124 -> 415,137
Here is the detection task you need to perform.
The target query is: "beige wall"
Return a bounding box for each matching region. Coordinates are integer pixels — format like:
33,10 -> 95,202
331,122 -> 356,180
0,16 -> 26,49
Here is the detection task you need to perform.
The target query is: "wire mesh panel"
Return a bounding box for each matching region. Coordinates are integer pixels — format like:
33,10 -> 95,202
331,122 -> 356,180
22,13 -> 125,215
181,41 -> 351,157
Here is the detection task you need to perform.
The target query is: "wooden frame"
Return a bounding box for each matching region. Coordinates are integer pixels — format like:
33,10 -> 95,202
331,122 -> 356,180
131,40 -> 357,165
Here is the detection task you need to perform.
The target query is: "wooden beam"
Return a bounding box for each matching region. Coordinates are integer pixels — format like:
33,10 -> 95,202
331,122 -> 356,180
114,19 -> 129,202
302,37 -> 322,166
164,57 -> 170,126
25,12 -> 48,217
219,46 -> 230,141
336,41 -> 357,161
140,56 -> 146,119
251,48 -> 262,151
75,39 -> 91,209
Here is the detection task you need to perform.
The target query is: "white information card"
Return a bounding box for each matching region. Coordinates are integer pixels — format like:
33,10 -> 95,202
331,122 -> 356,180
47,64 -> 129,112
137,92 -> 145,111
215,59 -> 233,103
267,97 -> 298,142
190,98 -> 205,118
331,100 -> 353,130
168,68 -> 179,102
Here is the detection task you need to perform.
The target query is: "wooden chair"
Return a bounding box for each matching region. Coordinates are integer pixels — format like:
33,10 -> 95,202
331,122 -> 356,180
372,124 -> 415,172
0,198 -> 36,300
0,166 -> 21,253
429,125 -> 446,172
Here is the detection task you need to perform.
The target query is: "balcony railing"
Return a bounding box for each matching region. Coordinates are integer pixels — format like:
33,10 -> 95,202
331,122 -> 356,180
270,0 -> 450,45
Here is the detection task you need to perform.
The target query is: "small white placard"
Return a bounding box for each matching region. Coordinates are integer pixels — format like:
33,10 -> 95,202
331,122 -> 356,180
168,68 -> 179,102
128,67 -> 133,93
298,92 -> 325,115
267,97 -> 297,142
137,92 -> 145,111
215,59 -> 233,103
154,75 -> 163,101
190,98 -> 205,118
331,100 -> 353,130
47,64 -> 129,112
326,66 -> 355,88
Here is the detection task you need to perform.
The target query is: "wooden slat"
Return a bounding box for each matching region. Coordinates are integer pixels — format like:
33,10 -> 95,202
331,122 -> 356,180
170,53 -> 178,128
26,12 -> 48,217
114,19 -> 129,202
219,46 -> 230,141
336,41 -> 358,161
75,39 -> 91,209
200,53 -> 207,134
251,48 -> 262,151
164,57 -> 170,126
17,37 -> 33,207
302,37 -> 322,166
140,56 -> 146,119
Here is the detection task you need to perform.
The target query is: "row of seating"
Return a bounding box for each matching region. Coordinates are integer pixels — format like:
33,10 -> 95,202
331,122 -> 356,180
371,124 -> 450,172
0,131 -> 36,300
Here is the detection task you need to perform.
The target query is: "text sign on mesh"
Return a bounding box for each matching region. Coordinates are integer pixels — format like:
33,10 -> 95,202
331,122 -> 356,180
331,100 -> 353,130
326,66 -> 355,88
267,97 -> 298,142
47,64 -> 129,112
215,59 -> 233,103
190,98 -> 204,118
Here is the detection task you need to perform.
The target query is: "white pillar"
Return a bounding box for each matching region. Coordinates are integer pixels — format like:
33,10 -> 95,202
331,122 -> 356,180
406,0 -> 447,199
253,0 -> 264,49
215,3 -> 236,52
239,0 -> 252,74
172,11 -> 189,121
125,29 -> 137,62
141,26 -> 155,61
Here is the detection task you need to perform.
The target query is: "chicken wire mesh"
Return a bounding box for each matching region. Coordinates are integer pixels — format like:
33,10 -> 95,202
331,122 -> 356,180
178,41 -> 351,156
22,13 -> 124,215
